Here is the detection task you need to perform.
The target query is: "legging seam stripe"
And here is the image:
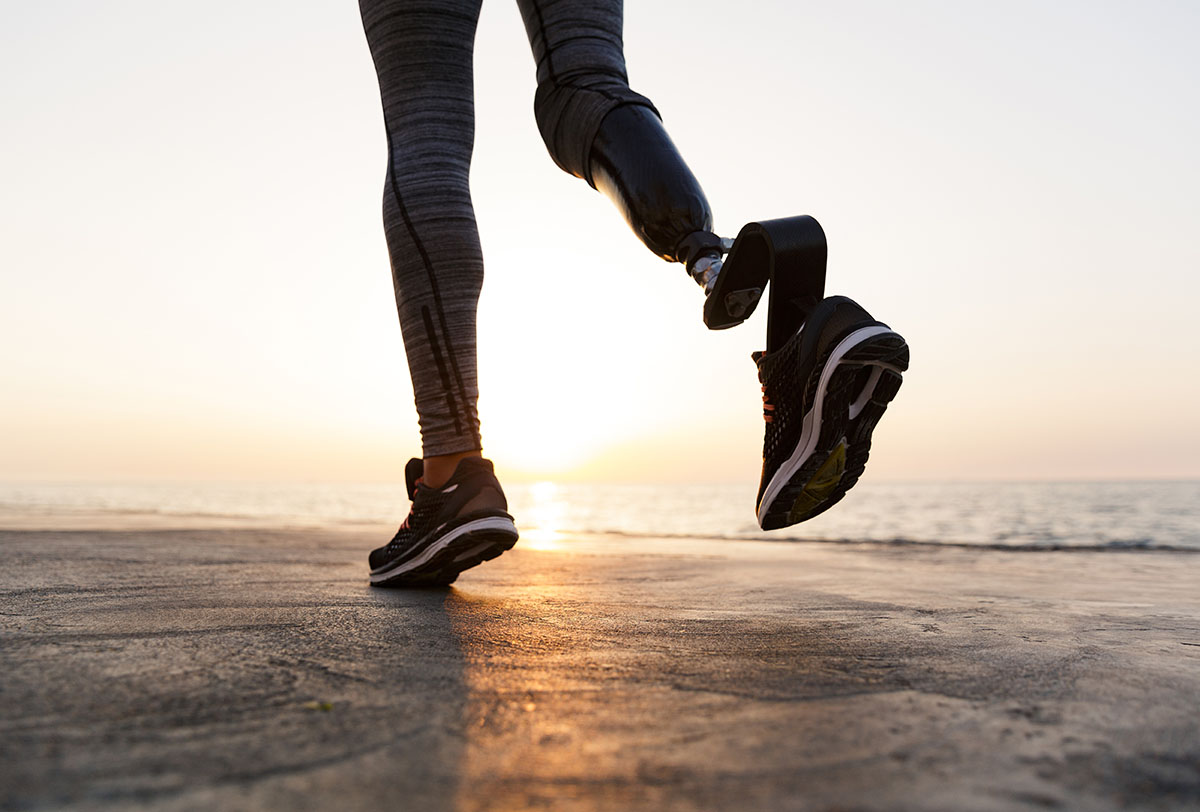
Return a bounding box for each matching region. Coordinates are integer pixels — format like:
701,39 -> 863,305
529,1 -> 556,81
421,306 -> 463,436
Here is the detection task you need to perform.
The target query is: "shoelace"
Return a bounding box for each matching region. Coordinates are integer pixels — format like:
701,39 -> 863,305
392,477 -> 425,538
761,384 -> 775,423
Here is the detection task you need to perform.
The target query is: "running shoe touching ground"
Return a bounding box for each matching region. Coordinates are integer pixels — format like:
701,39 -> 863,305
369,456 -> 518,587
754,295 -> 909,530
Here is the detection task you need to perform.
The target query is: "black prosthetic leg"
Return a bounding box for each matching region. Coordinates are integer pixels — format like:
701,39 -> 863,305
708,216 -> 828,349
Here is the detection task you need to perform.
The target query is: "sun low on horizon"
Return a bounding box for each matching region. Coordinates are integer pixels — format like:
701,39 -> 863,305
2,1 -> 1199,487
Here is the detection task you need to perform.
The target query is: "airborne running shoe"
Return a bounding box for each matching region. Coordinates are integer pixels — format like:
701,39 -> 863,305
369,457 -> 518,587
754,295 -> 909,530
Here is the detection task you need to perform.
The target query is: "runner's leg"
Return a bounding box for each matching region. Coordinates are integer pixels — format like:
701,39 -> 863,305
360,0 -> 485,482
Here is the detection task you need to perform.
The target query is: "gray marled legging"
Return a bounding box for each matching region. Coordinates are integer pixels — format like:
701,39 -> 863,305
360,0 -> 695,456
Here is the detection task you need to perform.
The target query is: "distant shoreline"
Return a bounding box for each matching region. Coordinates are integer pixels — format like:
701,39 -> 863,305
2,480 -> 1197,551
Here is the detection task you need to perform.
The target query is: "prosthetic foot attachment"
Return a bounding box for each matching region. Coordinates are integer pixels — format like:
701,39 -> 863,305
703,215 -> 828,347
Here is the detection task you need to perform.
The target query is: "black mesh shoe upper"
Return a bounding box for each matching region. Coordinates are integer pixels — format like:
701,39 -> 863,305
754,296 -> 881,508
368,457 -> 509,572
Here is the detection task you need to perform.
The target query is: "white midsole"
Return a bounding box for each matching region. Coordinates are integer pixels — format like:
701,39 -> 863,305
369,515 -> 518,582
756,325 -> 897,526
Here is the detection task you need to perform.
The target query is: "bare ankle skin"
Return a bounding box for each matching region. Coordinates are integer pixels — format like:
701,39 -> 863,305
422,450 -> 482,489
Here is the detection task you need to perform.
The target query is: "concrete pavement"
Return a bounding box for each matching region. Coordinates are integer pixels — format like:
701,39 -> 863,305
2,525 -> 1199,810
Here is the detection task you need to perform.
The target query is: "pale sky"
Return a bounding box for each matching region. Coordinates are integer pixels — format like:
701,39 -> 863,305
2,0 -> 1198,483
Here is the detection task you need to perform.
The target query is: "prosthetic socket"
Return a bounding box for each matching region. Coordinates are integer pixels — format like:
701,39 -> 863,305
586,105 -> 728,288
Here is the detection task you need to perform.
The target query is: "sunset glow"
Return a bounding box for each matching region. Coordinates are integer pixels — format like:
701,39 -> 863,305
2,1 -> 1198,484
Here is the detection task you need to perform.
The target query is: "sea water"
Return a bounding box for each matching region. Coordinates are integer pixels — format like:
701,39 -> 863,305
1,480 -> 1197,551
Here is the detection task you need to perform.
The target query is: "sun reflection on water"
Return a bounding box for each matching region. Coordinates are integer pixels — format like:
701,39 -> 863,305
518,481 -> 566,551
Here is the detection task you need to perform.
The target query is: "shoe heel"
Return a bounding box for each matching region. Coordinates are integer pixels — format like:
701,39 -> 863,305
841,332 -> 910,372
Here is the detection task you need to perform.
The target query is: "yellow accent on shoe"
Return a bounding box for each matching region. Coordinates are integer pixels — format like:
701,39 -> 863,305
789,440 -> 847,523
